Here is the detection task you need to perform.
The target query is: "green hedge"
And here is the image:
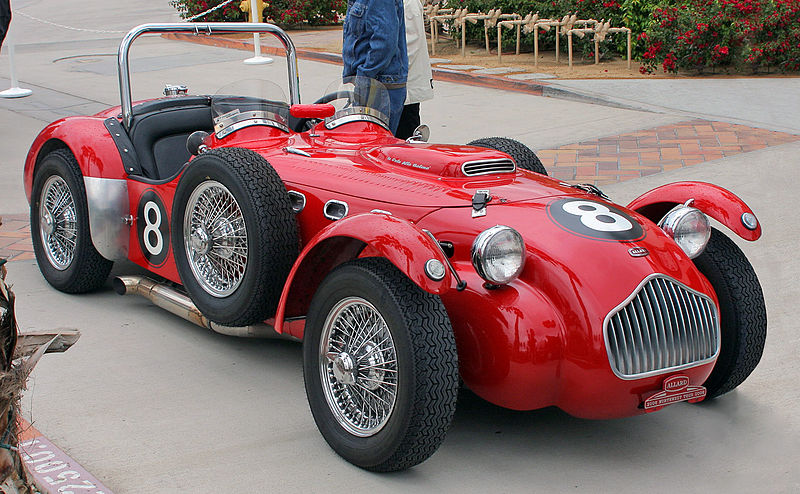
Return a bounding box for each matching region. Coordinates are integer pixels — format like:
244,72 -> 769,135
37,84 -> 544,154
640,0 -> 800,73
170,0 -> 346,27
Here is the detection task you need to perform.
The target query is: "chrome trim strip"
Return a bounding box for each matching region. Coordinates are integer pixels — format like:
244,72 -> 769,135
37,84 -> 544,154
603,273 -> 720,380
461,158 -> 516,176
214,109 -> 289,138
83,177 -> 129,261
118,23 -> 300,129
216,118 -> 289,139
324,108 -> 390,131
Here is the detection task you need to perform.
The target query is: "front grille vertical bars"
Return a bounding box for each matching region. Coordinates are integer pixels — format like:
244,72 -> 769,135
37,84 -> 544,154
604,275 -> 720,379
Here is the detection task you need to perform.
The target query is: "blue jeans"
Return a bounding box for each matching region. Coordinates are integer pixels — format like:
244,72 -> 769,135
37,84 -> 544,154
387,87 -> 407,134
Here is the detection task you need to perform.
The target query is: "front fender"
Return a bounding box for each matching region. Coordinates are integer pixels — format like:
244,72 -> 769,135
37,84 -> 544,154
273,212 -> 452,335
627,181 -> 761,241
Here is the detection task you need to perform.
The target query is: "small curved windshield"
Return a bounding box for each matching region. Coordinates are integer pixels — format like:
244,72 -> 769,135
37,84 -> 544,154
321,76 -> 391,130
211,79 -> 290,138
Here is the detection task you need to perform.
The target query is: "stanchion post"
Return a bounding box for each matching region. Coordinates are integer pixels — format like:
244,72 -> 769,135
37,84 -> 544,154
0,26 -> 32,98
243,0 -> 273,65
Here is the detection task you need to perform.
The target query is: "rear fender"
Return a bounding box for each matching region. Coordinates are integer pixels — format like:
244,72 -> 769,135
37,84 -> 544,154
274,213 -> 452,337
24,117 -> 130,261
24,117 -> 127,202
627,181 -> 761,241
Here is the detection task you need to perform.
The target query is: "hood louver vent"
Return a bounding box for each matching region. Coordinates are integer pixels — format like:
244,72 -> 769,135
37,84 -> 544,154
461,158 -> 516,176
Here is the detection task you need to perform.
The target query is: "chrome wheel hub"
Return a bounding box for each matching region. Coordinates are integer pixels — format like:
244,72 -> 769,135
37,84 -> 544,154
39,175 -> 77,270
189,226 -> 211,256
183,180 -> 248,298
319,297 -> 398,437
328,352 -> 356,385
41,210 -> 55,235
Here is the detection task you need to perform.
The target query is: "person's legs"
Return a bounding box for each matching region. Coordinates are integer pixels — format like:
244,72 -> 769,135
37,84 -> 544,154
386,87 -> 407,134
0,0 -> 10,51
395,103 -> 421,139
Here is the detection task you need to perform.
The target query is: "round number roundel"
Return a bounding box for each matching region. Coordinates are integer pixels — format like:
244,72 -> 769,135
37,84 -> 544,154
547,198 -> 645,242
137,190 -> 170,266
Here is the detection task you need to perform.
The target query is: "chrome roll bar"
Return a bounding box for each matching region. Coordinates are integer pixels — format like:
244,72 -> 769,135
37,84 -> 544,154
117,23 -> 301,129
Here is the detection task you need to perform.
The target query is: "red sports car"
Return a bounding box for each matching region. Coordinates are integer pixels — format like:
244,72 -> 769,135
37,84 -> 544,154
23,23 -> 766,471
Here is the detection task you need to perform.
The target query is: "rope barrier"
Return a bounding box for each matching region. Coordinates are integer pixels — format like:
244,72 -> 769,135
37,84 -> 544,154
14,11 -> 125,34
14,0 -> 239,35
185,0 -> 238,22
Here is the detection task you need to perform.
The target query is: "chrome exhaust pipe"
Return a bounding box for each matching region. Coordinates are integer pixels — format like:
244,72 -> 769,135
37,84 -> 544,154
113,276 -> 297,340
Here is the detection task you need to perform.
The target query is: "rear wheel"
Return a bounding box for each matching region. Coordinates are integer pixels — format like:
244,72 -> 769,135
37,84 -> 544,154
30,149 -> 112,293
172,148 -> 298,326
467,137 -> 548,175
303,258 -> 458,471
693,228 -> 767,399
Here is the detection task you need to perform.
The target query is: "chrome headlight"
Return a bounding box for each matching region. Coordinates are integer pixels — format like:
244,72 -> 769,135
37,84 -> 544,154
659,206 -> 711,259
471,225 -> 526,284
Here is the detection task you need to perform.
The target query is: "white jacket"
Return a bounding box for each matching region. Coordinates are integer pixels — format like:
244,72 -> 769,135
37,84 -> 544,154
404,0 -> 434,104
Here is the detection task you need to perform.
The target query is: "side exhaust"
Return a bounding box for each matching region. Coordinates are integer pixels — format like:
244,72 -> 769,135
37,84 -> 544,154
112,276 -> 298,340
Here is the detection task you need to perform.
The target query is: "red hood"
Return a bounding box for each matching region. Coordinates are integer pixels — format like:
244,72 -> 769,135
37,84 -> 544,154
253,138 -> 577,208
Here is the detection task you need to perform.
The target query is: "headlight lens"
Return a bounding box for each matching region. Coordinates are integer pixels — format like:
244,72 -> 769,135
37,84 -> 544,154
471,225 -> 526,284
659,206 -> 711,259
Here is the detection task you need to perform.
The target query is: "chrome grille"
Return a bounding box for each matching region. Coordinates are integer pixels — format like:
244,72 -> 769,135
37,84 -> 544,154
461,158 -> 515,176
604,275 -> 720,379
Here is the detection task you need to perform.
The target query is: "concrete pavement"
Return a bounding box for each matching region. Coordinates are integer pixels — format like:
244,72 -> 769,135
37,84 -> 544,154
1,1 -> 799,492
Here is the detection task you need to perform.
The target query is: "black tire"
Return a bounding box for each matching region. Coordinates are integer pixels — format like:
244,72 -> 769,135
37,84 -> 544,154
171,148 -> 298,326
693,228 -> 767,399
30,149 -> 113,293
467,137 -> 548,175
303,258 -> 459,472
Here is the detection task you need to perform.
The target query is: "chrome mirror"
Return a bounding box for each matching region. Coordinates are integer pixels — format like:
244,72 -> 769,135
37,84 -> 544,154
406,124 -> 430,143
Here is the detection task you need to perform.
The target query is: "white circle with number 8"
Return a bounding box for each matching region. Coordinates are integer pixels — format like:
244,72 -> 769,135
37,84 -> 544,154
143,201 -> 163,255
562,200 -> 633,232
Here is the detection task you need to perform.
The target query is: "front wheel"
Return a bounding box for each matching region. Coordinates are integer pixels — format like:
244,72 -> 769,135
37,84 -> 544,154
303,258 -> 459,471
693,228 -> 767,399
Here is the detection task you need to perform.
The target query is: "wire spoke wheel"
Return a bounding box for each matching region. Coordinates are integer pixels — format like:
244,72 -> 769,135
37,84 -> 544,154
320,297 -> 398,437
184,180 -> 248,297
303,258 -> 458,472
39,175 -> 77,270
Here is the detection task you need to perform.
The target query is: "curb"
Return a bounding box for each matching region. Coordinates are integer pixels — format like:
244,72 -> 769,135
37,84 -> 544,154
18,418 -> 112,494
163,33 -> 549,96
540,85 -> 647,111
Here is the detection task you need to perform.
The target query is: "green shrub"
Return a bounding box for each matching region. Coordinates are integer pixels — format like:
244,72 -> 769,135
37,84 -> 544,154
170,0 -> 346,27
640,0 -> 800,73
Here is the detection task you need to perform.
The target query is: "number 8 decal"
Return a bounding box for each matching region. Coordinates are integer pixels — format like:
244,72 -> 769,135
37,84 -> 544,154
142,201 -> 163,255
547,198 -> 645,242
137,190 -> 170,266
562,200 -> 633,232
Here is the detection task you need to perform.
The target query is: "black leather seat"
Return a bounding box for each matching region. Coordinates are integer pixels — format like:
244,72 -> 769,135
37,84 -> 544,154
128,97 -> 214,180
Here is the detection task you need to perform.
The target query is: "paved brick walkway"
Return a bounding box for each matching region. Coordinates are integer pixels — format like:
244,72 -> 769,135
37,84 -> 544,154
0,214 -> 34,264
2,119 -> 797,263
540,119 -> 800,185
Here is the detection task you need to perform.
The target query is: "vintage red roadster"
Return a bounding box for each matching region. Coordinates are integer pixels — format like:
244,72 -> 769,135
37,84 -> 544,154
23,24 -> 766,471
